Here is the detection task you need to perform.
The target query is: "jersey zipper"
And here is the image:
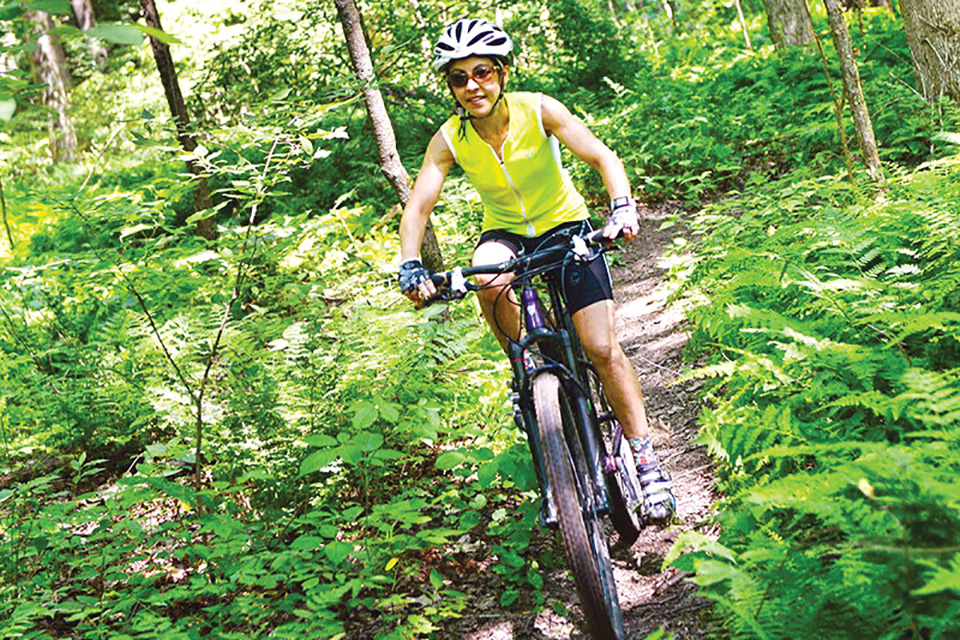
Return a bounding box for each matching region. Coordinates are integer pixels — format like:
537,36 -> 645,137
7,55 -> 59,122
490,141 -> 535,237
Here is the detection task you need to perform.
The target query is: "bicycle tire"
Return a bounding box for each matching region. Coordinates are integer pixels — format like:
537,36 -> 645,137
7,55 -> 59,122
533,373 -> 624,640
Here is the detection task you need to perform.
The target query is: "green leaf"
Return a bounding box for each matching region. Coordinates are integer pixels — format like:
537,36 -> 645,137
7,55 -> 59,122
119,223 -> 155,239
0,4 -> 24,20
50,24 -> 82,38
435,451 -> 466,470
694,559 -> 738,586
354,431 -> 384,452
323,541 -> 354,565
459,511 -> 481,530
300,449 -> 337,476
379,403 -> 401,423
291,535 -> 324,551
664,530 -> 737,567
136,24 -> 182,45
26,0 -> 71,14
352,402 -> 378,430
477,461 -> 498,487
527,569 -> 544,590
429,569 -> 443,590
304,434 -> 338,448
474,447 -> 495,461
86,23 -> 144,46
185,202 -> 228,224
339,442 -> 364,466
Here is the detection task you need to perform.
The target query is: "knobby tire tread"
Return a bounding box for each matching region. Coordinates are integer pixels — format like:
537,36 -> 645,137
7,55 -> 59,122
533,373 -> 622,640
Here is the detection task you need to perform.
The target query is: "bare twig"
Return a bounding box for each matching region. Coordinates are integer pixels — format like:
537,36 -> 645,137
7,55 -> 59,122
807,18 -> 856,184
0,305 -> 45,375
77,126 -> 123,197
192,137 -> 281,491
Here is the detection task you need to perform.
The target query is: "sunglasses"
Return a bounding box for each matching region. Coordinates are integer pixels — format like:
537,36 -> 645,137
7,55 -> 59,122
447,64 -> 497,88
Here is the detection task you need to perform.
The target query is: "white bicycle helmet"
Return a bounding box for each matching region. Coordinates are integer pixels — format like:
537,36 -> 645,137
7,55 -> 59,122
432,18 -> 513,70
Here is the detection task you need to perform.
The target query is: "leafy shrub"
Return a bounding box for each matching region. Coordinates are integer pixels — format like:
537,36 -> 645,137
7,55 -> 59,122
668,155 -> 960,639
567,11 -> 957,205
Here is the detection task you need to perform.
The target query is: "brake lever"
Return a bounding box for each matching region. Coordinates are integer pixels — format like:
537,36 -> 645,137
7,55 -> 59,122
425,267 -> 470,303
571,234 -> 590,261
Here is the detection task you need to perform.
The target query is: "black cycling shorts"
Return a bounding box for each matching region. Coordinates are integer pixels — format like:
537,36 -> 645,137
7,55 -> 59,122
476,221 -> 613,315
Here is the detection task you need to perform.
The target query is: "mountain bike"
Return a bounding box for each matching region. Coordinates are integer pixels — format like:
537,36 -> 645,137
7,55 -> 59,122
427,226 -> 647,639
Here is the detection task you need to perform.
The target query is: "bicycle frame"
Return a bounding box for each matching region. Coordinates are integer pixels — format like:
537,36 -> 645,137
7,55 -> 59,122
426,228 -> 640,638
508,268 -> 612,527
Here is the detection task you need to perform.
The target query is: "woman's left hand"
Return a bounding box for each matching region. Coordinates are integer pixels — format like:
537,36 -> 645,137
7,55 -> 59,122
604,196 -> 640,241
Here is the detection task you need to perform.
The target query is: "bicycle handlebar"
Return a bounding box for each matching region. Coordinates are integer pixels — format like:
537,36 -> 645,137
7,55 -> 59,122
425,227 -> 614,303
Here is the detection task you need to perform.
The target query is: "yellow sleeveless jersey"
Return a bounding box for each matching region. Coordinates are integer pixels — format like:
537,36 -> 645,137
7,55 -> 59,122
440,92 -> 588,237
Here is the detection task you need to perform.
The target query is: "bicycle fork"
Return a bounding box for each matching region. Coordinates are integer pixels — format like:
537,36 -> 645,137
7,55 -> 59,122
510,284 -> 611,528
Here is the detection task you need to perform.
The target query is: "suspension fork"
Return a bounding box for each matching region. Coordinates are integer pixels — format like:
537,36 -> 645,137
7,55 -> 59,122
544,280 -> 612,515
511,283 -> 609,522
510,283 -> 558,526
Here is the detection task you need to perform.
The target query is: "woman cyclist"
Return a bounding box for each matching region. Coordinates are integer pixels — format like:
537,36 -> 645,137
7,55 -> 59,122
397,18 -> 675,523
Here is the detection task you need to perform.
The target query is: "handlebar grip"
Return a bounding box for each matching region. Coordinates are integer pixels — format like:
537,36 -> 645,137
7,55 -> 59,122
421,271 -> 463,304
584,227 -> 622,246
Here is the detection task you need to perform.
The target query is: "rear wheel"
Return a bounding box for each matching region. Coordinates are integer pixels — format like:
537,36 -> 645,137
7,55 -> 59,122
587,368 -> 644,546
533,373 -> 624,639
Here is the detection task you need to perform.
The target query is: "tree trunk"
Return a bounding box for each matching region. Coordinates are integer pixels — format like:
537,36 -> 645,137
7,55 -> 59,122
900,0 -> 960,102
29,12 -> 78,161
823,0 -> 883,182
333,0 -> 443,271
139,0 -> 215,240
734,0 -> 753,50
662,0 -> 679,30
71,0 -> 108,69
761,0 -> 814,47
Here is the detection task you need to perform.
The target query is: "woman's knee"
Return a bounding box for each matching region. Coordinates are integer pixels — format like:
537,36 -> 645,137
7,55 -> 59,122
573,301 -> 623,366
472,241 -> 516,298
582,335 -> 621,367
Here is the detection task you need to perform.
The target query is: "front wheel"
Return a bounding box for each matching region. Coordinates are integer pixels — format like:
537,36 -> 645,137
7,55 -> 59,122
533,373 -> 624,640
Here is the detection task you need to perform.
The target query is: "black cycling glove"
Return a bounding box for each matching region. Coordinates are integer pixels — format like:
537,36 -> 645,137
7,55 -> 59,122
398,258 -> 432,294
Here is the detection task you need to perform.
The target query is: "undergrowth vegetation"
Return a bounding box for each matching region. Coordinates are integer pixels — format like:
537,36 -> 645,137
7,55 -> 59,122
1,0 -> 959,638
667,156 -> 960,639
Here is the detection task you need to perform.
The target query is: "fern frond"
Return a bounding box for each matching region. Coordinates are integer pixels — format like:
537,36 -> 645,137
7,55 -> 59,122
897,369 -> 960,428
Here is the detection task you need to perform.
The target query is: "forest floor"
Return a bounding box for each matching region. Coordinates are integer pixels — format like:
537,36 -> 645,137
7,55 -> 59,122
440,205 -> 722,639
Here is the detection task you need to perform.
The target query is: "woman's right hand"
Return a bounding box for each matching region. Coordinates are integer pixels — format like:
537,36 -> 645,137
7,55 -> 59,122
398,259 -> 437,305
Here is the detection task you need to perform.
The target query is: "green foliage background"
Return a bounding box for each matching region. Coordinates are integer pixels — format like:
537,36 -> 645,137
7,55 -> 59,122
0,0 -> 958,638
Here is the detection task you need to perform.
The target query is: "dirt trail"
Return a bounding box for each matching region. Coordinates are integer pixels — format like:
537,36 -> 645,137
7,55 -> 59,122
443,206 -> 720,640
